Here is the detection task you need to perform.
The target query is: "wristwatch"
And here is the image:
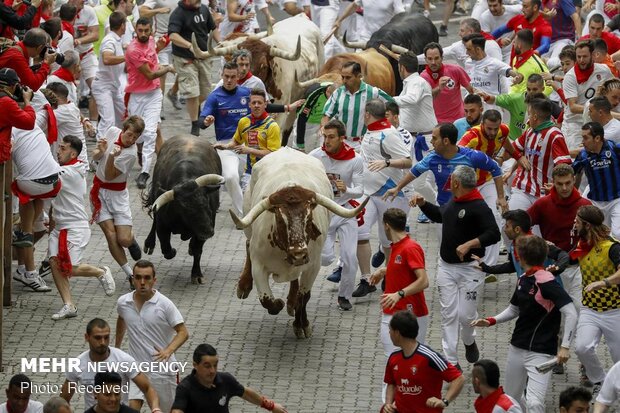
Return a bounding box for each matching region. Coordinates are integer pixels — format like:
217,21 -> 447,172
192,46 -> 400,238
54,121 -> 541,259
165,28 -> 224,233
442,398 -> 450,407
385,158 -> 391,167
397,289 -> 405,298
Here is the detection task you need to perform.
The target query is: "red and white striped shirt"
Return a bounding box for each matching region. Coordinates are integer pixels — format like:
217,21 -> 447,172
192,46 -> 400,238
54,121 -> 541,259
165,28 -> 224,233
512,124 -> 571,197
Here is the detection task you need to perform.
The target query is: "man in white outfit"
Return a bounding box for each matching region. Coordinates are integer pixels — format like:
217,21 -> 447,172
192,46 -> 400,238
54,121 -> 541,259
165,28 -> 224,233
311,0 -> 345,59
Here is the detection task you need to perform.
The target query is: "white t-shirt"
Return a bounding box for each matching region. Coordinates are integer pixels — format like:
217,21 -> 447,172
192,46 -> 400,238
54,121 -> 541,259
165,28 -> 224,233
562,63 -> 613,124
418,37 -> 503,67
11,126 -> 61,181
95,126 -> 138,183
596,360 -> 620,406
393,72 -> 437,133
354,0 -> 405,42
52,163 -> 89,229
465,54 -> 512,96
54,103 -> 89,165
308,148 -> 364,205
604,118 -> 620,143
0,400 -> 43,413
142,0 -> 178,37
65,347 -> 139,410
116,291 -> 184,375
103,17 -> 136,48
96,31 -> 125,87
361,124 -> 412,196
215,75 -> 266,92
220,0 -> 257,38
479,5 -> 522,63
74,5 -> 99,54
54,30 -> 75,72
46,75 -> 78,106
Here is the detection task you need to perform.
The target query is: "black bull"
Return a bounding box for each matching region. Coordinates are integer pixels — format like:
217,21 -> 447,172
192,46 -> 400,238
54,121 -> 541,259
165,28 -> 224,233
143,135 -> 224,284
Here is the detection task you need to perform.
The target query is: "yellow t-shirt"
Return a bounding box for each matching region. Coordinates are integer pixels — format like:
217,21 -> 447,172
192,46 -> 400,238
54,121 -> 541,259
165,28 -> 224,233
233,114 -> 281,169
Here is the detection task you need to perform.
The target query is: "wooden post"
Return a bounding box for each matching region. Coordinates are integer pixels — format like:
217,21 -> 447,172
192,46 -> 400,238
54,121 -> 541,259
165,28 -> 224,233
0,161 -> 12,369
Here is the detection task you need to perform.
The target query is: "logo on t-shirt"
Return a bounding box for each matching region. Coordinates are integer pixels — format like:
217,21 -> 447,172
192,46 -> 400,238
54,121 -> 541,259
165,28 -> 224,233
241,97 -> 247,105
458,209 -> 466,219
395,255 -> 402,264
411,366 -> 418,375
446,78 -> 455,89
219,395 -> 226,406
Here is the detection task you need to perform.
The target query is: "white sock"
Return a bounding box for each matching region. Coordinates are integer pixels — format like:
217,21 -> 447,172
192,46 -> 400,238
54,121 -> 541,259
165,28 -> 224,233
17,264 -> 25,273
121,263 -> 133,278
361,274 -> 370,282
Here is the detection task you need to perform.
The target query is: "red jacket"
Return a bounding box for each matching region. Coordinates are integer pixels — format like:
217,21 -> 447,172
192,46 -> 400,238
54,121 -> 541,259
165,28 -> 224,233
0,42 -> 50,91
0,95 -> 36,163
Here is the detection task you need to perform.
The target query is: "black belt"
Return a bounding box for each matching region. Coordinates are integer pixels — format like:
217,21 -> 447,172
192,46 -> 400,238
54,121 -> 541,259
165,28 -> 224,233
32,173 -> 59,185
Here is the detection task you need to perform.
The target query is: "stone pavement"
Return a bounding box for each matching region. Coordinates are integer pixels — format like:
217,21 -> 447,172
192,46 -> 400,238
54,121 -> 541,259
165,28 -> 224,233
1,7 -> 617,413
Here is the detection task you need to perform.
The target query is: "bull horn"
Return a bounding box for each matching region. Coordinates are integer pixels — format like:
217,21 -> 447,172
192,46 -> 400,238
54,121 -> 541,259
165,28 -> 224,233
229,197 -> 271,229
343,31 -> 367,50
195,174 -> 225,187
315,194 -> 370,218
248,31 -> 268,40
208,36 -> 239,57
191,33 -> 210,59
295,70 -> 320,89
152,189 -> 174,213
269,36 -> 301,60
391,44 -> 410,54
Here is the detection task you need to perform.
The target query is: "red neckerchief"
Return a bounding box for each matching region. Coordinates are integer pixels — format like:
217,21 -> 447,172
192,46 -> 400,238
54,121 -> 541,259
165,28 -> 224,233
524,265 -> 545,276
61,20 -> 75,36
574,63 -> 595,84
550,186 -> 582,206
322,142 -> 356,160
115,132 -> 131,148
474,387 -> 506,413
453,188 -> 483,202
238,71 -> 253,85
63,158 -> 81,166
513,49 -> 535,69
569,238 -> 594,260
52,67 -> 76,84
44,104 -> 58,145
250,111 -> 268,125
424,64 -> 444,83
41,13 -> 51,21
366,118 -> 392,131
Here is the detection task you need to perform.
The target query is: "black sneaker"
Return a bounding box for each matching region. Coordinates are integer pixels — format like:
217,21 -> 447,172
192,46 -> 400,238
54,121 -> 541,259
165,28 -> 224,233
592,382 -> 602,396
372,249 -> 385,267
128,239 -> 142,261
337,296 -> 352,311
465,341 -> 480,363
39,260 -> 51,278
352,279 -> 377,297
439,24 -> 448,36
580,364 -> 594,387
78,96 -> 89,109
327,266 -> 342,283
12,230 -> 34,248
135,172 -> 149,189
191,121 -> 200,136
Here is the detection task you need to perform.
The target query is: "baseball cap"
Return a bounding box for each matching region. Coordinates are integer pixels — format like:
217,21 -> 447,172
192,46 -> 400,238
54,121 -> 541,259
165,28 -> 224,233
0,68 -> 21,87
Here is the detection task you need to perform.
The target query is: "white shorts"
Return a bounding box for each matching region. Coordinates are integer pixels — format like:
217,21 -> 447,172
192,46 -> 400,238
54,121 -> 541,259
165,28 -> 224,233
48,227 -> 91,265
80,52 -> 98,82
33,201 -> 51,233
357,195 -> 410,248
157,42 -> 172,66
95,188 -> 133,226
129,374 -> 177,413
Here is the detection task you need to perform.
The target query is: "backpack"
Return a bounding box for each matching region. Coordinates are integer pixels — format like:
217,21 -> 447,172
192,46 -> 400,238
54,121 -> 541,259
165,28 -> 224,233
0,37 -> 16,55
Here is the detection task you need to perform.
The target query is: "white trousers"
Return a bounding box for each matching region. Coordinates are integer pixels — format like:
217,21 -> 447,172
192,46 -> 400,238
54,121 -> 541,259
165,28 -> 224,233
311,3 -> 345,59
479,179 -> 501,266
560,265 -> 583,309
508,189 -> 541,236
592,198 -> 620,240
575,307 -> 620,383
91,82 -> 124,140
544,39 -> 574,70
436,259 -> 484,365
321,214 -> 359,300
504,345 -> 555,413
357,195 -> 411,248
561,120 -> 583,152
129,88 -> 162,174
217,146 -> 243,216
129,374 -> 176,413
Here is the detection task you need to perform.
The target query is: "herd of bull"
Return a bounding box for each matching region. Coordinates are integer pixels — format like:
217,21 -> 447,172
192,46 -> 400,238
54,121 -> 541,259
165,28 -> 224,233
142,11 -> 438,338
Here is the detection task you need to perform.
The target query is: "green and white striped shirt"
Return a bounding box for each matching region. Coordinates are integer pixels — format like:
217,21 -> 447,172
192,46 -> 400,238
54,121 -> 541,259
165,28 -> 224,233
323,81 -> 394,139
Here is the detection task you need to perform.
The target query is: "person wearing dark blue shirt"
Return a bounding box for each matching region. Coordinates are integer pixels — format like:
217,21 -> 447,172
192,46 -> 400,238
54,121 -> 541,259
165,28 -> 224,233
573,121 -> 620,239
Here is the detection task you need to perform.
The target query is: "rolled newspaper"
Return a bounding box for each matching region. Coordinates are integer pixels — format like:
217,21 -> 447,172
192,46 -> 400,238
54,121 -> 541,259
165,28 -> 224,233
536,359 -> 559,374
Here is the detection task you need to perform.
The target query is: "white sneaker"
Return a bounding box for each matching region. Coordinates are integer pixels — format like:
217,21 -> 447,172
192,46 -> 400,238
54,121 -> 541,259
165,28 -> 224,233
14,271 -> 52,292
98,266 -> 116,296
429,2 -> 437,8
423,9 -> 431,17
52,304 -> 78,320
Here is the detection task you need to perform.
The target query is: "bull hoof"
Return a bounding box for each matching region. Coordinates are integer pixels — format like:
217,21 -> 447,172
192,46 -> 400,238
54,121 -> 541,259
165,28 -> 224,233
191,275 -> 203,285
294,325 -> 312,339
163,248 -> 177,260
267,299 -> 285,315
144,243 -> 154,255
286,303 -> 295,317
188,245 -> 193,256
236,284 -> 252,299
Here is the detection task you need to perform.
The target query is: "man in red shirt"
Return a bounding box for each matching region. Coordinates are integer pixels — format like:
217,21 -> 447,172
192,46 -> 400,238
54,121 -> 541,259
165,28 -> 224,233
382,311 -> 464,413
472,359 -> 522,413
580,13 -> 620,55
492,0 -> 552,55
0,68 -> 36,164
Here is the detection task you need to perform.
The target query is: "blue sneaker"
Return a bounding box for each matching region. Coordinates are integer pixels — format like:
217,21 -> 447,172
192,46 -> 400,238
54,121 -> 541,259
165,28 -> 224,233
372,250 -> 385,267
417,212 -> 431,223
327,266 -> 342,283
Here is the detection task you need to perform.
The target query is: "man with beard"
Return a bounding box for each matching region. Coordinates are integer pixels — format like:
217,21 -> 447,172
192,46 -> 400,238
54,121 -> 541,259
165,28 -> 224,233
509,30 -> 551,95
492,0 -> 552,55
570,205 -> 620,394
60,318 -> 160,412
125,18 -> 175,190
454,94 -> 484,139
0,375 -> 44,413
479,0 -> 522,63
420,42 -> 474,124
562,40 -> 612,151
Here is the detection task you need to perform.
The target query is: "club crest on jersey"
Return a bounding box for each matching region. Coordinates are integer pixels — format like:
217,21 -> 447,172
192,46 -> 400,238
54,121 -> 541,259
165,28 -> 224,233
432,72 -> 439,80
219,396 -> 226,406
606,150 -> 612,158
241,97 -> 247,105
446,78 -> 455,89
597,74 -> 602,80
484,67 -> 489,73
411,366 -> 418,375
458,209 -> 466,219
395,255 -> 402,264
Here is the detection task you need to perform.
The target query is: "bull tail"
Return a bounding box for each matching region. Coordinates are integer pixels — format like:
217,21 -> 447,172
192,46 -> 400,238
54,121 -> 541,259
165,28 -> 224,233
141,182 -> 157,218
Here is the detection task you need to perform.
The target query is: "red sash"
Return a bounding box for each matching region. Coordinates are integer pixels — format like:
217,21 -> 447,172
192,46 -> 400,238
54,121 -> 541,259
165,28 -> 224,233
89,175 -> 127,224
57,229 -> 73,277
11,180 -> 62,205
44,104 -> 58,145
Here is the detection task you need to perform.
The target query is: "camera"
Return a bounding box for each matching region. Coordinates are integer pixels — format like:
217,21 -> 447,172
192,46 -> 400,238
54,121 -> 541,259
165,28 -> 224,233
40,46 -> 65,65
13,84 -> 24,102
